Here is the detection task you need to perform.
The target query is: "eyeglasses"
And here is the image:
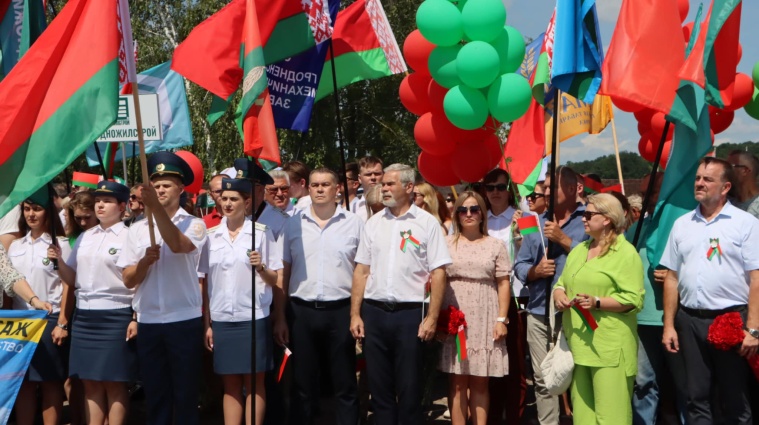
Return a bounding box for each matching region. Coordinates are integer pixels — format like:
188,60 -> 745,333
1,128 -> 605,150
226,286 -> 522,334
265,185 -> 290,195
527,193 -> 545,201
731,164 -> 749,170
129,195 -> 138,200
456,205 -> 482,215
485,183 -> 509,192
582,211 -> 604,220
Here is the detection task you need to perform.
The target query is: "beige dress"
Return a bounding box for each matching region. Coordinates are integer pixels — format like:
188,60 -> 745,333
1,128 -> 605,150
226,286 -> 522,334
439,235 -> 510,377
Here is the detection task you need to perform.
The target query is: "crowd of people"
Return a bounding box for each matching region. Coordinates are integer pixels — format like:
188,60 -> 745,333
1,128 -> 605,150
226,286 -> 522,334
0,149 -> 758,425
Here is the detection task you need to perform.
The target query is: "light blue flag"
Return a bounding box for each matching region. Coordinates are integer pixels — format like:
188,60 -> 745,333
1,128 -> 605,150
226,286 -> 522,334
86,60 -> 193,169
0,310 -> 48,425
551,0 -> 603,104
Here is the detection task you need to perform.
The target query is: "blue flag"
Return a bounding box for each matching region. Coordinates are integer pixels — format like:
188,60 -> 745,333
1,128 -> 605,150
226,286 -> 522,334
0,310 -> 47,424
551,0 -> 603,104
518,33 -> 544,81
86,61 -> 193,169
0,0 -> 46,81
266,0 -> 340,132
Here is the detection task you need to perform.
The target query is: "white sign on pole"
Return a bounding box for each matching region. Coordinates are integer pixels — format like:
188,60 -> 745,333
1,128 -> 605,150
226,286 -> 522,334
97,94 -> 162,142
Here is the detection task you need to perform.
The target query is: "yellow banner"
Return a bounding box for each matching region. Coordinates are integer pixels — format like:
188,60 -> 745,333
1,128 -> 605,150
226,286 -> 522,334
545,94 -> 613,153
0,317 -> 47,343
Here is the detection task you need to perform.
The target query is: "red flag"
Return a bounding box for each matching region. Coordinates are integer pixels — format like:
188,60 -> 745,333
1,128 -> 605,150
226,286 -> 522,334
600,0 -> 684,114
501,98 -> 546,185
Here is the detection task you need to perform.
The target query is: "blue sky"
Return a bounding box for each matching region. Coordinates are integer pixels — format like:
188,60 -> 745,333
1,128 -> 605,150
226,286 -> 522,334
503,0 -> 759,163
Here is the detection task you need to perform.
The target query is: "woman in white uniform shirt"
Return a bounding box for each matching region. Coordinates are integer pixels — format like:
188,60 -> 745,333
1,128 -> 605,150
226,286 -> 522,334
10,190 -> 72,425
202,177 -> 282,425
48,181 -> 137,425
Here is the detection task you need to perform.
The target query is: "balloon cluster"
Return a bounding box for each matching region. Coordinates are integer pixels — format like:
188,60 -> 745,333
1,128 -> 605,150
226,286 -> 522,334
400,0 -> 530,184
744,62 -> 759,120
613,3 -> 751,170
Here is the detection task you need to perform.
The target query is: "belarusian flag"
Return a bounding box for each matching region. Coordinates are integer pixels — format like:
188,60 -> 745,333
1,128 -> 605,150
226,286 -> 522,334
71,172 -> 100,189
236,0 -> 279,164
314,0 -> 407,102
0,0 -> 119,218
517,216 -> 540,236
532,10 -> 555,106
0,0 -> 46,80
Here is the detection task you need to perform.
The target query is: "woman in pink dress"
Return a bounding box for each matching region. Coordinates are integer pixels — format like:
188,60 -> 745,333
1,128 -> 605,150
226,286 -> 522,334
439,191 -> 511,425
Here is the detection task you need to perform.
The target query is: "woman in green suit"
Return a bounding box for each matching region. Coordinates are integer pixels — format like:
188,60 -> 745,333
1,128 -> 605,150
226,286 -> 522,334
553,193 -> 645,424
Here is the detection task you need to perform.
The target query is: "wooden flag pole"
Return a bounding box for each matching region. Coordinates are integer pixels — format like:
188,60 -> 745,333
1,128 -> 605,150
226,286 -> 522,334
133,90 -> 156,247
545,88 -> 560,351
609,104 -> 626,194
121,142 -> 129,182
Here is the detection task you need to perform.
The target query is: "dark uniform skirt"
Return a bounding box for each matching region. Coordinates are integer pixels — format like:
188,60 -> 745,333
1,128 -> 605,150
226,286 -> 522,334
69,308 -> 137,382
212,317 -> 273,375
27,313 -> 68,382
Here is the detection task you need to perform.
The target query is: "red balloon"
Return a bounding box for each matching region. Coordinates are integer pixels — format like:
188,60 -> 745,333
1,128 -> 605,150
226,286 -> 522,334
414,113 -> 458,156
682,23 -> 693,42
403,30 -> 436,76
482,134 -> 503,169
678,0 -> 689,22
658,140 -> 673,169
451,137 -> 501,183
637,120 -> 651,136
649,112 -> 674,137
722,73 -> 754,112
638,130 -> 672,165
634,108 -> 656,124
708,106 -> 734,134
399,73 -> 432,116
174,150 -> 204,194
427,80 -> 448,115
418,151 -> 459,186
612,96 -> 643,113
737,43 -> 743,63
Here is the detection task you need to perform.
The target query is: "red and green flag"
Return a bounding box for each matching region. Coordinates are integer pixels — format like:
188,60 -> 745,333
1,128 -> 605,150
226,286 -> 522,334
572,304 -> 598,332
517,215 -> 540,236
582,176 -> 622,194
71,172 -> 100,189
678,0 -> 742,108
0,0 -> 119,218
532,10 -> 555,106
314,0 -> 407,102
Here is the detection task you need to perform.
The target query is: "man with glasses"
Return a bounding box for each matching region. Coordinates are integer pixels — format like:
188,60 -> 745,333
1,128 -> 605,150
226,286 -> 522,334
727,150 -> 759,219
202,174 -> 226,229
265,169 -> 295,216
514,166 -> 588,425
343,162 -> 361,211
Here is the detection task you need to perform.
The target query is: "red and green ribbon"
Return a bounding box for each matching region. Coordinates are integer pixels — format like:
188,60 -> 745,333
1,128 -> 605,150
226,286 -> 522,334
399,230 -> 421,252
456,325 -> 468,362
572,304 -> 599,332
706,238 -> 722,261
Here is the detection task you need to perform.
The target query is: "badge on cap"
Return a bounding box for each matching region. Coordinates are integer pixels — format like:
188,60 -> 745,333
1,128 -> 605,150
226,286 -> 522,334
236,170 -> 244,178
100,185 -> 107,190
156,164 -> 165,172
226,182 -> 232,189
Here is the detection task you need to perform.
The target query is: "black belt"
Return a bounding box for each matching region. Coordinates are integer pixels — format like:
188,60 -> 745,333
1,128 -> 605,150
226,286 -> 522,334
290,297 -> 351,309
679,304 -> 746,319
364,299 -> 424,312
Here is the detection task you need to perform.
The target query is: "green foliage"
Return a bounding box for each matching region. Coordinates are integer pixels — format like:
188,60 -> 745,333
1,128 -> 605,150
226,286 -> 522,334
712,141 -> 759,158
566,151 -> 654,180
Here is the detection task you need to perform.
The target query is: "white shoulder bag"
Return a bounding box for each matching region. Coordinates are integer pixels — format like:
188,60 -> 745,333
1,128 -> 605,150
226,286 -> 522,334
540,289 -> 574,396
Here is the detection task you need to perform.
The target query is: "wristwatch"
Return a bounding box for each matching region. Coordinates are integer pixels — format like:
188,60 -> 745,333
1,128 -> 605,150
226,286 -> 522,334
746,327 -> 759,339
56,323 -> 69,331
496,317 -> 509,325
257,263 -> 267,272
594,296 -> 601,310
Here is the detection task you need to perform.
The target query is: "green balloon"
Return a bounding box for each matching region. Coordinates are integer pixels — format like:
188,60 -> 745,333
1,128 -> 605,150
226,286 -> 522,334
490,26 -> 526,74
745,87 -> 759,120
444,85 -> 489,130
753,61 -> 759,87
461,0 -> 506,42
487,73 -> 532,123
429,45 -> 463,89
457,41 -> 500,88
416,0 -> 464,47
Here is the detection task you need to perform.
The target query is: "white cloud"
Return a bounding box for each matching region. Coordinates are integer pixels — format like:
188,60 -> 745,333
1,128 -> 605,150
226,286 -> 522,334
559,130 -> 636,163
595,0 -> 622,23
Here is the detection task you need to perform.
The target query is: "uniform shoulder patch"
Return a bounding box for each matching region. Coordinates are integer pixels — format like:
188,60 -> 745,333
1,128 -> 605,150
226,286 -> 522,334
191,222 -> 207,239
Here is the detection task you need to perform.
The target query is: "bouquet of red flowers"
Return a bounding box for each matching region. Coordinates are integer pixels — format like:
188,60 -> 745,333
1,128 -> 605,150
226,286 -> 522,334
706,312 -> 759,381
437,305 -> 468,362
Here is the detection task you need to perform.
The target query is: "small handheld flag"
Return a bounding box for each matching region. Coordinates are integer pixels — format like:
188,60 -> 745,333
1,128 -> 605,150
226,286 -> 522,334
572,304 -> 598,332
517,215 -> 540,235
277,346 -> 292,383
72,172 -> 101,189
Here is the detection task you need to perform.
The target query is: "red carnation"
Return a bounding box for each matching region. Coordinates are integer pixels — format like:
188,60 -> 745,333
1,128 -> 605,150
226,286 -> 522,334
437,305 -> 467,336
707,312 -> 759,381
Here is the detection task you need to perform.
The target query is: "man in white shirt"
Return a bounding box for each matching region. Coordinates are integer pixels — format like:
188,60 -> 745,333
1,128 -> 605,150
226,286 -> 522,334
661,157 -> 759,425
353,156 -> 384,221
277,168 -> 363,425
283,161 -> 312,212
117,151 -> 208,425
264,169 -> 295,217
727,150 -> 759,219
350,164 -> 452,425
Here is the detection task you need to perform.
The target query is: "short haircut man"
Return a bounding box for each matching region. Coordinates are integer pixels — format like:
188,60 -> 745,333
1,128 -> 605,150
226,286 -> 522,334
660,156 -> 759,424
727,150 -> 759,219
266,169 -> 294,216
353,157 -> 384,221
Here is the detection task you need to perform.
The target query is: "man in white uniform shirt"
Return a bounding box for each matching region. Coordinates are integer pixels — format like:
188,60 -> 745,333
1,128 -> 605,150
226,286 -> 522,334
350,164 -> 452,425
276,168 -> 363,425
661,157 -> 759,425
352,156 -> 384,221
117,151 -> 208,425
264,169 -> 296,217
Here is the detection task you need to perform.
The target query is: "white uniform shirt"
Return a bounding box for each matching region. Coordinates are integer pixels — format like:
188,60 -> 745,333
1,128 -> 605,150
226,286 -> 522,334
660,202 -> 759,309
67,222 -> 134,310
294,195 -> 313,212
201,218 -> 283,321
116,208 -> 207,324
487,207 -> 528,297
0,205 -> 21,236
259,203 -> 289,241
9,232 -> 72,313
353,197 -> 369,222
355,204 -> 452,302
283,206 -> 362,301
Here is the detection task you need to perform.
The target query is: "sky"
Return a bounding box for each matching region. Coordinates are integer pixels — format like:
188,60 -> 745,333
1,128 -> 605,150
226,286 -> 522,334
502,0 -> 759,164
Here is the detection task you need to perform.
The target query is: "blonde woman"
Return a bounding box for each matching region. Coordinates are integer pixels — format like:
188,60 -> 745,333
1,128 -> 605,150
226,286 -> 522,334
439,191 -> 511,425
553,193 -> 645,424
415,182 -> 450,233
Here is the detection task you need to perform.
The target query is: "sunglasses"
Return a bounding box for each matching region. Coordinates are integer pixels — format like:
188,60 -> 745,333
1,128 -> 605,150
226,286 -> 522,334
527,193 -> 545,201
265,186 -> 290,195
485,183 -> 509,192
129,195 -> 138,200
582,211 -> 604,220
456,205 -> 482,215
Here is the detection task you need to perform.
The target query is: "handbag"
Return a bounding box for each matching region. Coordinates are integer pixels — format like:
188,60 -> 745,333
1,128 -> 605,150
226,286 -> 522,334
540,289 -> 574,396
